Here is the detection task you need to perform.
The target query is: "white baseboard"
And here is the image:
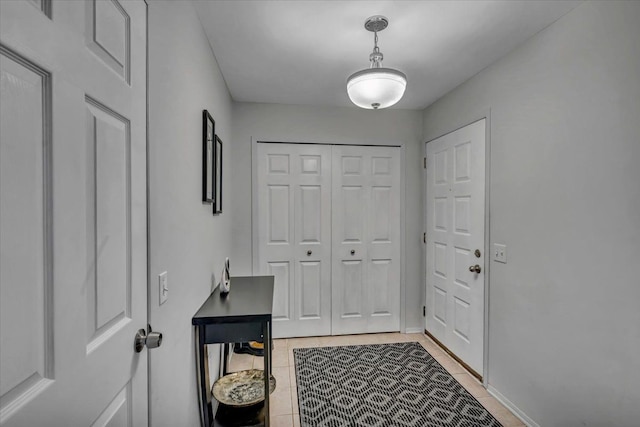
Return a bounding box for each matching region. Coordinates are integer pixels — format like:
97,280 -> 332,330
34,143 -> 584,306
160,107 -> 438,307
404,327 -> 424,334
487,385 -> 539,427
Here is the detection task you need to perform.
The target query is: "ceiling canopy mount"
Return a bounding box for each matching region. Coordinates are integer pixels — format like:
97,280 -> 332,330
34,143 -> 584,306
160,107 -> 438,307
364,15 -> 388,33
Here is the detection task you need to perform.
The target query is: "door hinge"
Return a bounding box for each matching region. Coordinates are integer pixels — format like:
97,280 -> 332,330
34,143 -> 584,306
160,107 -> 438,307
423,157 -> 427,169
423,306 -> 426,317
423,232 -> 426,244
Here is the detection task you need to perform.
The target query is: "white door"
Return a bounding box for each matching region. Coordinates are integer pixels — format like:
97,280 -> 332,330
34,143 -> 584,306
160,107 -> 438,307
331,145 -> 401,335
425,119 -> 485,375
255,143 -> 332,338
1,1 -> 147,425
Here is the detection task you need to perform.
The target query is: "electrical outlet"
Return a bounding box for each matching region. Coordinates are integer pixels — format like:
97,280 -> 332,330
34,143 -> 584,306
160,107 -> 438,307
159,271 -> 168,305
494,244 -> 507,263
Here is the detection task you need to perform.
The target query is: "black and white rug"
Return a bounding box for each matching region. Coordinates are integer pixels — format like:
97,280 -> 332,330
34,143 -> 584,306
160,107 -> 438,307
293,342 -> 502,427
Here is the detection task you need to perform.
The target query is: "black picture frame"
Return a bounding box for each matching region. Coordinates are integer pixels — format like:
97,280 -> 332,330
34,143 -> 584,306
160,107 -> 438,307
202,110 -> 215,204
213,135 -> 223,214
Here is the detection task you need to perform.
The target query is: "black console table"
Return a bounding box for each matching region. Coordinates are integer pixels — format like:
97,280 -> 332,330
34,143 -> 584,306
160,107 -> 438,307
192,276 -> 274,427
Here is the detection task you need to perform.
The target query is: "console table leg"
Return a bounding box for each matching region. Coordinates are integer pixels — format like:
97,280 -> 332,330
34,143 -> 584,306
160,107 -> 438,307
196,327 -> 212,427
222,343 -> 230,376
263,320 -> 271,427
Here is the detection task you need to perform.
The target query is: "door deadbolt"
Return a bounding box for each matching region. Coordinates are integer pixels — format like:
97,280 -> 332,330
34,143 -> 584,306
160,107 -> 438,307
134,325 -> 163,353
350,250 -> 355,255
474,249 -> 481,258
307,250 -> 312,256
469,265 -> 481,274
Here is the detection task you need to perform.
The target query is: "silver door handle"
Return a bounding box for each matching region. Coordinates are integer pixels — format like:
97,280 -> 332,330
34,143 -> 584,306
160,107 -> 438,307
469,265 -> 481,274
134,325 -> 163,353
350,250 -> 355,255
307,250 -> 312,256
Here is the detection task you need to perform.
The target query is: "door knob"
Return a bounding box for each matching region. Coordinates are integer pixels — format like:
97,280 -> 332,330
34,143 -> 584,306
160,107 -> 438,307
469,264 -> 481,274
134,325 -> 163,353
350,250 -> 355,255
307,250 -> 312,256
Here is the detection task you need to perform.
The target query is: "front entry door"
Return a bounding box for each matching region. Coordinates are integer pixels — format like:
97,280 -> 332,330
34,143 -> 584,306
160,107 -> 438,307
425,119 -> 486,376
1,1 -> 147,425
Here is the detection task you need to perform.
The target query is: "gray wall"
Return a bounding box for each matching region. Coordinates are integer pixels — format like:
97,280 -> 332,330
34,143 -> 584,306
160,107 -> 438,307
148,2 -> 233,426
422,2 -> 640,426
230,103 -> 425,332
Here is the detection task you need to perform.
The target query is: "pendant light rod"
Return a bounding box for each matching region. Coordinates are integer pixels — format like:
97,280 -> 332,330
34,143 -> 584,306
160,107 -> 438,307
367,16 -> 386,69
370,31 -> 383,68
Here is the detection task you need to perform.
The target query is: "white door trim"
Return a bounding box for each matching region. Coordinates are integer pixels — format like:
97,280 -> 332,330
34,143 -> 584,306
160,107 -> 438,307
423,109 -> 491,386
251,138 -> 407,333
144,1 -> 151,424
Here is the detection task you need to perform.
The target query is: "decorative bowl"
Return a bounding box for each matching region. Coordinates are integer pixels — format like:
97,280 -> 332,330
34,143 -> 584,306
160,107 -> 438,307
212,369 -> 276,407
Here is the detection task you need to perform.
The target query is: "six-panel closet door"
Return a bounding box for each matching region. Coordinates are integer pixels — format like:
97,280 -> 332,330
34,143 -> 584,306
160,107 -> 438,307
256,143 -> 332,338
255,143 -> 401,338
331,145 -> 401,335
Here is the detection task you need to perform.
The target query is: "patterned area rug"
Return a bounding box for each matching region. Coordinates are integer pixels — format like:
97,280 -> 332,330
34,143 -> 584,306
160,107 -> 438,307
293,342 -> 502,427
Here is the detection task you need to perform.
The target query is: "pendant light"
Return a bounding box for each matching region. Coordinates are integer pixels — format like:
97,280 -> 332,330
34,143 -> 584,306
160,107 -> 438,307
347,15 -> 407,110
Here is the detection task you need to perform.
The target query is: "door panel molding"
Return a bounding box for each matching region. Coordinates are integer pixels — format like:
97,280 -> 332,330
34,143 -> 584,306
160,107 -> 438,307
0,43 -> 54,421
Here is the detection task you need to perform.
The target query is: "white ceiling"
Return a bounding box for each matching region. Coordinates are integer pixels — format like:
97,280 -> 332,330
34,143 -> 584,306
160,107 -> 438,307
193,0 -> 581,110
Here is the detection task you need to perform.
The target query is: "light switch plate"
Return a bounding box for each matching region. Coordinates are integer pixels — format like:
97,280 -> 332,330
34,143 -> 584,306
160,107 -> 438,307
159,271 -> 168,305
494,244 -> 507,263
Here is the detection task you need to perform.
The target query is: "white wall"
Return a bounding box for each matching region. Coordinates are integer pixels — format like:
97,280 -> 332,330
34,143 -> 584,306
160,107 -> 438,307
148,2 -> 233,426
230,103 -> 425,331
422,2 -> 640,426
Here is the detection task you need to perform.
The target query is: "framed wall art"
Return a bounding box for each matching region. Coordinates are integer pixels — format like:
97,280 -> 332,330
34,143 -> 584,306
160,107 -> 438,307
202,110 -> 215,204
213,135 -> 223,214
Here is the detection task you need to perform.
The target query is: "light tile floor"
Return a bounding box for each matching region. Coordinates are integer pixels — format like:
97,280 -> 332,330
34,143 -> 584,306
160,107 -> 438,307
227,333 -> 525,427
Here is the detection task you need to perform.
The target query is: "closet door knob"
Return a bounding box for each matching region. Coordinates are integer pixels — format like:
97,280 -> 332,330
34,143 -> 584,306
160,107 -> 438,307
469,264 -> 481,274
350,250 -> 355,255
307,250 -> 312,256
